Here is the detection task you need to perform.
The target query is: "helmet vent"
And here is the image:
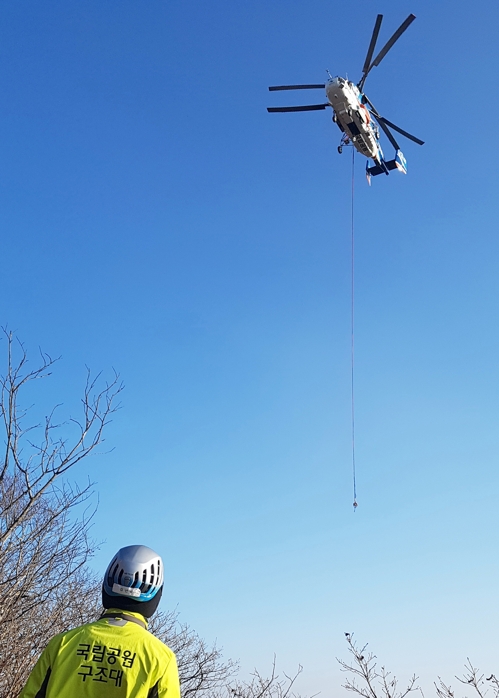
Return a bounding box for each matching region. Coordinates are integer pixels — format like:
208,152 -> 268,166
103,546 -> 164,602
108,559 -> 119,586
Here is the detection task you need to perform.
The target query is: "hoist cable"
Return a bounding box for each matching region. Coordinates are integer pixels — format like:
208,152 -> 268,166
351,148 -> 358,511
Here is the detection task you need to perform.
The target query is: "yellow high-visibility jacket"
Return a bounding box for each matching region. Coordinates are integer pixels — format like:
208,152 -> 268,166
19,609 -> 180,698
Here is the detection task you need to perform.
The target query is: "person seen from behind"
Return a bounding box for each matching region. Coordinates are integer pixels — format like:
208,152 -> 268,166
20,544 -> 180,698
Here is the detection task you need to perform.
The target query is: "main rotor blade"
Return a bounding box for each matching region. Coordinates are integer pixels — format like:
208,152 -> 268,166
269,84 -> 325,91
267,104 -> 329,112
362,95 -> 414,149
376,118 -> 400,151
378,117 -> 424,145
364,95 -> 424,147
371,14 -> 416,69
362,15 -> 383,76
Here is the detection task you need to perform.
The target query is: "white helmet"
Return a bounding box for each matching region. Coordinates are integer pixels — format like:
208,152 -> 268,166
103,545 -> 163,603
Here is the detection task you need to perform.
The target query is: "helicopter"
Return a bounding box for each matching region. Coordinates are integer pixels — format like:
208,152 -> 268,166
267,14 -> 424,182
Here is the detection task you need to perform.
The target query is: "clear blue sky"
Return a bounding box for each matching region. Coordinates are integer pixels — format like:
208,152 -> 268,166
1,0 -> 499,694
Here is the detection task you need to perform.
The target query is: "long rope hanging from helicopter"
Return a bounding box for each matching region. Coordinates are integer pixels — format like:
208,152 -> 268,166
350,148 -> 357,510
267,13 -> 424,508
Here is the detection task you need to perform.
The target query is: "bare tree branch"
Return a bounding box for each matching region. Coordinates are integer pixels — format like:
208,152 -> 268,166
338,634 -> 420,698
436,660 -> 499,698
222,658 -> 306,698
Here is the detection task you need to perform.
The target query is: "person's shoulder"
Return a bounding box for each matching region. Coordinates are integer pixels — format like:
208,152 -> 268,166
145,631 -> 176,661
50,619 -> 101,648
40,622 -> 86,656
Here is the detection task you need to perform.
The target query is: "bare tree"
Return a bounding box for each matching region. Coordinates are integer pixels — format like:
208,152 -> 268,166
0,329 -> 122,697
338,633 -> 421,698
219,658 -> 306,698
436,661 -> 499,698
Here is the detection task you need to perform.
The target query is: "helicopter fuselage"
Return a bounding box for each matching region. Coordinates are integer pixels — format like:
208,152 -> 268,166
325,77 -> 381,163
